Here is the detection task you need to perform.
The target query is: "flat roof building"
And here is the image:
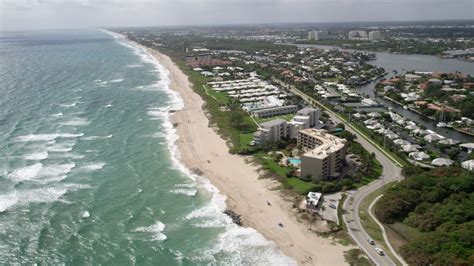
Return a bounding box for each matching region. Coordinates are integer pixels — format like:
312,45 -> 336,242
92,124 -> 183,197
306,192 -> 322,209
251,105 -> 298,118
298,129 -> 347,181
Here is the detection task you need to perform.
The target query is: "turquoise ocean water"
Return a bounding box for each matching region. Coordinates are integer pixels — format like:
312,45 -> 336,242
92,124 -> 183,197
0,29 -> 293,265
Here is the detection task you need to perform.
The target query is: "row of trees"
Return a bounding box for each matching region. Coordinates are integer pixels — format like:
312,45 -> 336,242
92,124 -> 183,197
375,166 -> 474,265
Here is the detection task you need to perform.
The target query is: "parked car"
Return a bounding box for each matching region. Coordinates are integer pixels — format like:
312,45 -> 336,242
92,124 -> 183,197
368,238 -> 375,245
375,247 -> 384,256
329,203 -> 337,209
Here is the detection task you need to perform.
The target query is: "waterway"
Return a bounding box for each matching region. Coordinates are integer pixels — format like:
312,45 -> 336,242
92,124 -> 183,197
296,44 -> 474,142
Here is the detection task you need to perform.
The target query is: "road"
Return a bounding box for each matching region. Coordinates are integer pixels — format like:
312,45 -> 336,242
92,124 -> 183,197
285,83 -> 404,265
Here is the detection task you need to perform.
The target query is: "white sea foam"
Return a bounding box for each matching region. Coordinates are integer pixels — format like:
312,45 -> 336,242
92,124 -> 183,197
110,78 -> 124,83
47,141 -> 76,153
111,33 -> 295,265
60,118 -> 90,126
0,192 -> 19,212
47,146 -> 73,153
150,132 -> 166,138
14,133 -> 83,143
59,102 -> 77,108
23,151 -> 48,161
133,221 -> 167,241
82,211 -> 91,218
50,112 -> 63,117
38,163 -> 76,178
8,162 -> 75,183
97,81 -> 108,86
21,187 -> 69,204
52,153 -> 85,160
8,163 -> 43,182
81,135 -> 113,141
126,64 -> 142,68
170,188 -> 197,197
80,162 -> 106,172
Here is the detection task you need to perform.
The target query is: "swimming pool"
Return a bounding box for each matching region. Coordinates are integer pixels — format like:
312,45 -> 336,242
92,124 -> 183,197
288,158 -> 301,165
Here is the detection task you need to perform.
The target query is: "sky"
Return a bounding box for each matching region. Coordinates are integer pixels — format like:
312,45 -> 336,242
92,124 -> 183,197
1,0 -> 473,30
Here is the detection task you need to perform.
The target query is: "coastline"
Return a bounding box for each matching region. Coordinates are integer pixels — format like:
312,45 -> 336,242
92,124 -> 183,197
147,48 -> 351,265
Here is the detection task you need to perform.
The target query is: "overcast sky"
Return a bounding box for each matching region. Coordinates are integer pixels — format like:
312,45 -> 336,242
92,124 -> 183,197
1,0 -> 473,30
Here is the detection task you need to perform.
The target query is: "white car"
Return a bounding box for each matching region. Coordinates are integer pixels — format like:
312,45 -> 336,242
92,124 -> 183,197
375,247 -> 384,256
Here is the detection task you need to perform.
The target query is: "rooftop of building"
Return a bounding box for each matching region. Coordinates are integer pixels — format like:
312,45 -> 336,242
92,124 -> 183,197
299,129 -> 347,159
260,118 -> 287,127
297,107 -> 319,115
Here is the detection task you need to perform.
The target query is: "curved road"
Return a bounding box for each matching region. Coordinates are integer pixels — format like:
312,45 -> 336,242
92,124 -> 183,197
330,109 -> 402,266
285,84 -> 404,265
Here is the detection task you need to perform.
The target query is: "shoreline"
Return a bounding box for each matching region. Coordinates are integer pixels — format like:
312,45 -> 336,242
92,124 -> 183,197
147,48 -> 351,265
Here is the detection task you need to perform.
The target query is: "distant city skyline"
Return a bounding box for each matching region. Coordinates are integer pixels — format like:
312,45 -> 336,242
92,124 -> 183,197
1,0 -> 473,31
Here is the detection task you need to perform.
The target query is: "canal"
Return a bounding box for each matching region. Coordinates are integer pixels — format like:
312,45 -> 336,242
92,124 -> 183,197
296,44 -> 474,142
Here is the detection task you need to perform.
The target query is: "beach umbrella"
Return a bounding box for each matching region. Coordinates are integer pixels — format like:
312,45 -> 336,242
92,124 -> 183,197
431,158 -> 454,166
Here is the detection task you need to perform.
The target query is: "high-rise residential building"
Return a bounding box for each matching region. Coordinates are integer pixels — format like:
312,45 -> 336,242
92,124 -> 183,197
314,31 -> 328,41
298,129 -> 347,181
368,30 -> 382,41
348,30 -> 368,40
252,107 -> 322,145
308,30 -> 328,41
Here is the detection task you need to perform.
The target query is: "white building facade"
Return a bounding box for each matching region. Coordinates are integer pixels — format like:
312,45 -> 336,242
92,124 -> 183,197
298,129 -> 347,181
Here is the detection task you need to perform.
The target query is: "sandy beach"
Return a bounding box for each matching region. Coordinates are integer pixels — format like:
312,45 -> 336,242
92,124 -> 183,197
149,48 -> 350,265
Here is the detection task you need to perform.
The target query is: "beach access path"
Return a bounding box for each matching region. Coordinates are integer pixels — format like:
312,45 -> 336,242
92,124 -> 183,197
149,49 -> 351,266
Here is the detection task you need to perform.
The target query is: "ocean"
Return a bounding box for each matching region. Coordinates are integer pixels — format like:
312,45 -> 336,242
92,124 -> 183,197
0,29 -> 293,264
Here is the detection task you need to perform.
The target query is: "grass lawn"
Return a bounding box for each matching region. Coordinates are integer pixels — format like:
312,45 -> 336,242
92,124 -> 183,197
284,177 -> 316,194
255,152 -> 290,178
239,132 -> 255,150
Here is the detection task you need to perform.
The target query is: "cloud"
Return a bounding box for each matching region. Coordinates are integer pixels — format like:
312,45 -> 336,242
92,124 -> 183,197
1,0 -> 472,30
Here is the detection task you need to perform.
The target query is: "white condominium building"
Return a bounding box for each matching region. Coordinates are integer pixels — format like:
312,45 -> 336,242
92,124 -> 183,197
368,30 -> 382,41
348,30 -> 368,40
253,119 -> 288,145
308,30 -> 328,41
297,107 -> 321,127
298,129 -> 347,181
252,107 -> 322,145
251,105 -> 298,118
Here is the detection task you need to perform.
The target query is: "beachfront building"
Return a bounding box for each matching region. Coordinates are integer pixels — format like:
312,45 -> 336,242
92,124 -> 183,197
253,119 -> 288,145
208,76 -> 291,113
306,192 -> 322,209
252,107 -> 322,145
298,129 -> 347,181
297,107 -> 321,128
251,105 -> 298,118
